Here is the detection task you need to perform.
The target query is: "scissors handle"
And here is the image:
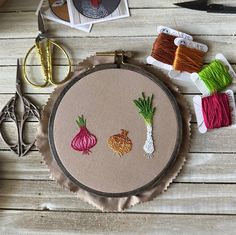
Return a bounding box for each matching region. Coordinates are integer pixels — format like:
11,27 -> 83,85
0,93 -> 40,157
36,39 -> 52,85
23,39 -> 72,88
0,97 -> 17,150
19,96 -> 40,157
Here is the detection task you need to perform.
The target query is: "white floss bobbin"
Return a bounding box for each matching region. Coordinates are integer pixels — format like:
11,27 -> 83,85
191,54 -> 236,96
169,38 -> 208,82
147,26 -> 193,72
193,90 -> 236,134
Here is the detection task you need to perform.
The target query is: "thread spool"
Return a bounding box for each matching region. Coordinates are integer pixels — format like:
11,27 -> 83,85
198,60 -> 232,94
151,33 -> 177,65
173,45 -> 205,73
202,93 -> 232,129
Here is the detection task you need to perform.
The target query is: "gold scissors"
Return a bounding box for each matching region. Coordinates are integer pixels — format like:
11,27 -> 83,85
23,11 -> 72,88
0,59 -> 40,157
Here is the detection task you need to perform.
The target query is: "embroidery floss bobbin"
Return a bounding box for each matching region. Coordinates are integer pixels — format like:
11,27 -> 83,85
198,60 -> 232,94
173,45 -> 205,73
147,26 -> 193,71
168,38 -> 208,81
151,33 -> 178,65
173,39 -> 207,73
202,93 -> 232,129
191,54 -> 236,96
193,90 -> 236,133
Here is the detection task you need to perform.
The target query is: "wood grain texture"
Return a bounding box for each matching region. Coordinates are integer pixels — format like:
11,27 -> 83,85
0,64 -> 235,95
1,10 -> 236,39
0,0 -> 174,12
0,180 -> 236,214
1,210 -> 236,235
0,36 -> 236,70
0,151 -> 236,183
0,151 -> 49,180
0,0 -> 235,11
1,151 -> 236,183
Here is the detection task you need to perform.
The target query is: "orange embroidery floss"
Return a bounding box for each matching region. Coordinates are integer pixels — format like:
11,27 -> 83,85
151,33 -> 177,65
173,45 -> 205,73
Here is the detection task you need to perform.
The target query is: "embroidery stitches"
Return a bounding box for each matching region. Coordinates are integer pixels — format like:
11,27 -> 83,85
71,115 -> 97,155
107,129 -> 132,157
133,93 -> 156,158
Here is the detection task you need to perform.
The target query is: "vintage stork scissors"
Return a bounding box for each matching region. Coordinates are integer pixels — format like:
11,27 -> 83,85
174,0 -> 236,13
0,59 -> 40,157
23,10 -> 72,88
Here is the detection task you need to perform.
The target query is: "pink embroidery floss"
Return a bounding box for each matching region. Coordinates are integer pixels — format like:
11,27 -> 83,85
202,93 -> 232,129
71,115 -> 97,155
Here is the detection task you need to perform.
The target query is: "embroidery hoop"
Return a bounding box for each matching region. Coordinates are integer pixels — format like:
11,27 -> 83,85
36,52 -> 191,211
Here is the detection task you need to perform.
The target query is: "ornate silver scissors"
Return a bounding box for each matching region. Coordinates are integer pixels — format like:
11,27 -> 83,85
0,59 -> 40,157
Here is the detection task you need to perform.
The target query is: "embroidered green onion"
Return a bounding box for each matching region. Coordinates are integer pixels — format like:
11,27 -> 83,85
133,93 -> 156,158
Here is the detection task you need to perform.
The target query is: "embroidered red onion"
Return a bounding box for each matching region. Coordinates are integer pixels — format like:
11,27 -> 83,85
90,0 -> 101,8
71,115 -> 97,155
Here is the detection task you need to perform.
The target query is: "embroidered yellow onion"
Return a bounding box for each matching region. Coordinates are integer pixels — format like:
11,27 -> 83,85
107,129 -> 132,157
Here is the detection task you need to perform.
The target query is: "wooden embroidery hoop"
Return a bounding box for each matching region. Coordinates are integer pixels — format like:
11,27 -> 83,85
36,51 -> 191,211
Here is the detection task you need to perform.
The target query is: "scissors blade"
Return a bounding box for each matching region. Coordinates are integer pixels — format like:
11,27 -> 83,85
38,10 -> 46,35
16,59 -> 22,87
207,4 -> 236,13
174,0 -> 207,11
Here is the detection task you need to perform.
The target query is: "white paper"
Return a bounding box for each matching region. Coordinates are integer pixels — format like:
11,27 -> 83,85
37,0 -> 92,33
67,0 -> 130,26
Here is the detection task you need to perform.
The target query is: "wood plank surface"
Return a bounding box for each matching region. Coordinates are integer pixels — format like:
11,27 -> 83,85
1,210 -> 236,235
0,151 -> 236,184
1,36 -> 236,65
0,180 -> 236,214
1,0 -> 236,234
0,64 -> 236,95
1,151 -> 236,183
1,0 -> 235,11
1,9 -> 236,39
0,0 -> 175,12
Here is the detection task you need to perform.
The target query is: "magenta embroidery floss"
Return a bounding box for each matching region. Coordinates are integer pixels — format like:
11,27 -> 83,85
71,115 -> 97,155
202,93 -> 232,129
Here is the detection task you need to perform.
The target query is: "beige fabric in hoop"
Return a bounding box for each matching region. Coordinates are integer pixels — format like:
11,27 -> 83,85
36,55 -> 191,211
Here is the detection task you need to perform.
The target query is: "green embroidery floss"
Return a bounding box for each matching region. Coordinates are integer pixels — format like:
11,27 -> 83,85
198,60 -> 232,94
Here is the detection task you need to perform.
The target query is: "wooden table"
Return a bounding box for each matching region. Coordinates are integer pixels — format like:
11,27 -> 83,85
1,0 -> 236,234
